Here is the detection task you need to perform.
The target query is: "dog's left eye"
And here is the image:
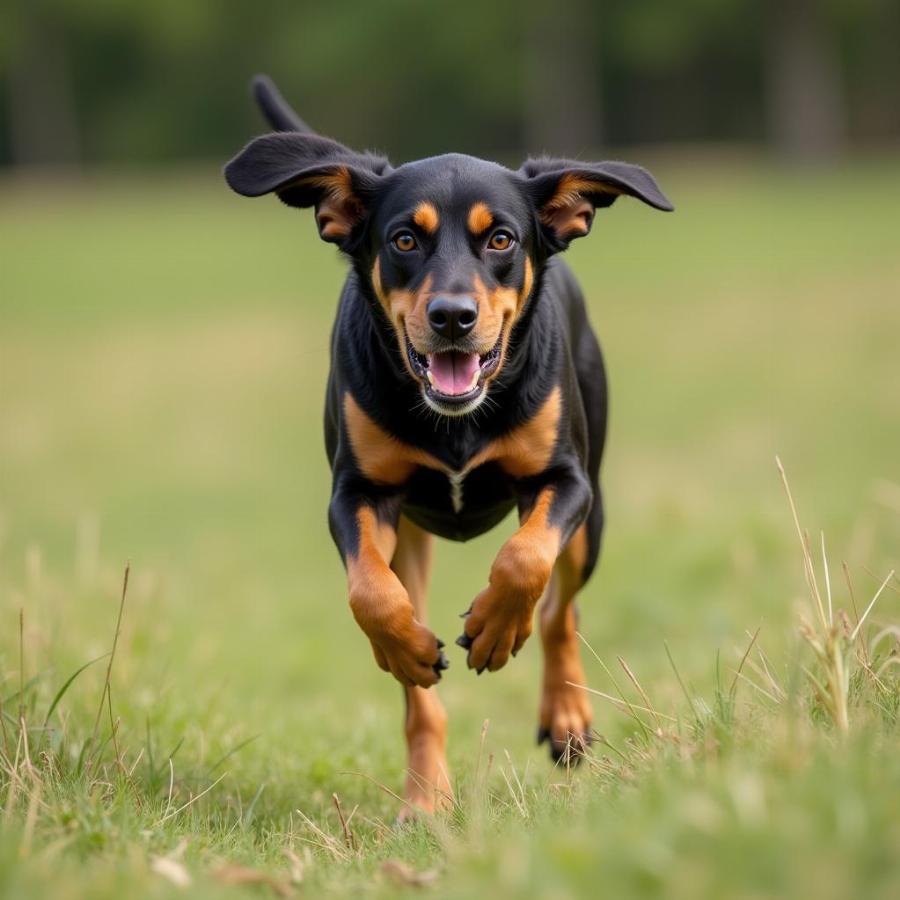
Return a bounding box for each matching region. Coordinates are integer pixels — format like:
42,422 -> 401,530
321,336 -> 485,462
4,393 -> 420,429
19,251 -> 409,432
392,232 -> 418,252
487,230 -> 514,251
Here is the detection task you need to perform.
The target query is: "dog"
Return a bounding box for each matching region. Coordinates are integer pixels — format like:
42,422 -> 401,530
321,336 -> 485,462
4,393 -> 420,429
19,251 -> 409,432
225,75 -> 672,816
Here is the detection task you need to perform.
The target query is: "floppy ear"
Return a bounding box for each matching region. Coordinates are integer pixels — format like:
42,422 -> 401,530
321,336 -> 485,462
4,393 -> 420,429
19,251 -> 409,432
520,158 -> 674,251
224,132 -> 391,248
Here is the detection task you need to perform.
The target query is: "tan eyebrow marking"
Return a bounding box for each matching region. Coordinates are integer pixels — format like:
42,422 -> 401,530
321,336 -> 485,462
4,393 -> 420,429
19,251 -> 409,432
413,201 -> 440,234
467,202 -> 494,235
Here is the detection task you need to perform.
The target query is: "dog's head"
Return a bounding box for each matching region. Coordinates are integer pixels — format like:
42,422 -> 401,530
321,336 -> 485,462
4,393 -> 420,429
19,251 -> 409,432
225,77 -> 673,417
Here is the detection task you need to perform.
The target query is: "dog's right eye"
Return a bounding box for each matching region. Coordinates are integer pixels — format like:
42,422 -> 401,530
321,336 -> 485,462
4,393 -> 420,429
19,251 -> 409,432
392,232 -> 417,252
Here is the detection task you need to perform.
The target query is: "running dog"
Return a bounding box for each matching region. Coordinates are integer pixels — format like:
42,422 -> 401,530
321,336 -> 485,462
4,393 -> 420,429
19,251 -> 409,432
225,75 -> 672,815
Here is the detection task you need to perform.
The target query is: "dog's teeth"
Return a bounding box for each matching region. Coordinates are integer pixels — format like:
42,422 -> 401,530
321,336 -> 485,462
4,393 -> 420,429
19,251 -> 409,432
425,369 -> 434,386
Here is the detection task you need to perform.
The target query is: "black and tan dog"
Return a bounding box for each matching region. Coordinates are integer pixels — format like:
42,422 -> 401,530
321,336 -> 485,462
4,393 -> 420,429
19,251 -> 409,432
225,76 -> 672,815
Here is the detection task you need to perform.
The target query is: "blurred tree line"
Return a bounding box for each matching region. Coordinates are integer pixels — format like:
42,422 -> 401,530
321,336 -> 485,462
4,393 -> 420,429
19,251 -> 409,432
1,0 -> 898,168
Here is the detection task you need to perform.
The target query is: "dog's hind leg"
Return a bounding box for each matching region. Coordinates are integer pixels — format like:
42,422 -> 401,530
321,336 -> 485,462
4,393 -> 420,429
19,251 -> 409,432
391,515 -> 452,818
537,494 -> 602,765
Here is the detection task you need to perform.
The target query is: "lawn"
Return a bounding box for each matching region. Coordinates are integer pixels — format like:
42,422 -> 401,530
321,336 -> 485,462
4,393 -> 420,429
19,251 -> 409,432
1,156 -> 899,899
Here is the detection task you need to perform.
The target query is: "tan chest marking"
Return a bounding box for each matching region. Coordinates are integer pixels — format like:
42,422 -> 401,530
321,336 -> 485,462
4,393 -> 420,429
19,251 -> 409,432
342,386 -> 562,489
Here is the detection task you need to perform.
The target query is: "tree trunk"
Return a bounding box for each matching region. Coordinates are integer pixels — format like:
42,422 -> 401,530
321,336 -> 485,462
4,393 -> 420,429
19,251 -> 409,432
522,0 -> 603,157
7,10 -> 80,166
765,0 -> 844,163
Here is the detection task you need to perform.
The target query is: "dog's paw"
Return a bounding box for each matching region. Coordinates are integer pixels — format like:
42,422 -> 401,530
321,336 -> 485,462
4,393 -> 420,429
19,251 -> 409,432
537,679 -> 593,765
456,583 -> 535,673
365,611 -> 448,688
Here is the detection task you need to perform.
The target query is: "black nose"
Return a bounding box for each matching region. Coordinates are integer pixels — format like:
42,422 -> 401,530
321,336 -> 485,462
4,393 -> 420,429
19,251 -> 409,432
426,295 -> 478,341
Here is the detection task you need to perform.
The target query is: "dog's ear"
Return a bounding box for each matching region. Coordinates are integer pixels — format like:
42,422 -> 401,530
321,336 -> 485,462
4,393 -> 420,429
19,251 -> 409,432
224,132 -> 391,248
519,159 -> 673,251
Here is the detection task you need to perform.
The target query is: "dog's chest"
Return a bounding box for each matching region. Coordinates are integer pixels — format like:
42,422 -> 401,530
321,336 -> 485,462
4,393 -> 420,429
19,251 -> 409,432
343,386 -> 562,488
401,462 -> 517,541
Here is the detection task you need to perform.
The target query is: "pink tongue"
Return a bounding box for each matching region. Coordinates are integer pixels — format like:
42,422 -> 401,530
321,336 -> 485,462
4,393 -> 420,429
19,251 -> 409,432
427,351 -> 480,395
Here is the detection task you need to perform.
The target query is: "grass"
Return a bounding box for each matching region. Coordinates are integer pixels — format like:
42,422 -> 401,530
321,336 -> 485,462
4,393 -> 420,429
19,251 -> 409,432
1,155 -> 899,898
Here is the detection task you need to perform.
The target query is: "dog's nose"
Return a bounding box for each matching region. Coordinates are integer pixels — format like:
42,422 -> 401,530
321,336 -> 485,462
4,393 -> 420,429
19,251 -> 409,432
426,295 -> 478,341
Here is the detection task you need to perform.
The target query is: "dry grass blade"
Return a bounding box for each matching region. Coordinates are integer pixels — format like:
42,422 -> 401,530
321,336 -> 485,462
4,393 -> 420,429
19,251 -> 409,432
577,632 -> 655,736
664,641 -> 702,726
293,808 -> 350,862
87,563 -> 130,767
728,668 -> 781,705
776,457 -> 828,629
821,532 -> 833,626
476,718 -> 489,782
499,750 -> 528,818
18,610 -> 25,727
618,656 -> 664,730
331,793 -> 356,851
339,770 -> 411,814
565,682 -> 677,722
875,657 -> 900,678
843,562 -> 871,668
742,649 -> 787,702
850,569 -> 895,642
729,627 -> 761,698
0,670 -> 9,760
156,771 -> 227,826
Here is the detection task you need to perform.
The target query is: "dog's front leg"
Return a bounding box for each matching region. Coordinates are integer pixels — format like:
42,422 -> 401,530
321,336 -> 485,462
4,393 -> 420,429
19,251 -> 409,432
457,466 -> 592,673
329,485 -> 448,688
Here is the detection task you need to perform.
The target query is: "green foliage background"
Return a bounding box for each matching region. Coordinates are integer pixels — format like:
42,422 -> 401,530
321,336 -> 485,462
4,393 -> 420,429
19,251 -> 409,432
1,0 -> 899,165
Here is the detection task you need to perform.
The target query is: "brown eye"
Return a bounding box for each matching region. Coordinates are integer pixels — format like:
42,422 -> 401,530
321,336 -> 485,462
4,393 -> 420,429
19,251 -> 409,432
488,229 -> 514,251
393,232 -> 417,252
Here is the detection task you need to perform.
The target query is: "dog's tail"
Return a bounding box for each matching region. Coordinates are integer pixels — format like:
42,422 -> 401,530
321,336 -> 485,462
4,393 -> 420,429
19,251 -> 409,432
251,74 -> 314,133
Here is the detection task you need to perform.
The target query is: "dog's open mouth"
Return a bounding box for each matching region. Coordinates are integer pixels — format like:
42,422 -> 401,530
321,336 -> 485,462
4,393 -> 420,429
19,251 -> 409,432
406,334 -> 502,407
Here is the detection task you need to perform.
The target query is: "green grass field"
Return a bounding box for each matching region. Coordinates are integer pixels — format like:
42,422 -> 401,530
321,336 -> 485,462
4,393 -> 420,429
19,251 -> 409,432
1,157 -> 899,899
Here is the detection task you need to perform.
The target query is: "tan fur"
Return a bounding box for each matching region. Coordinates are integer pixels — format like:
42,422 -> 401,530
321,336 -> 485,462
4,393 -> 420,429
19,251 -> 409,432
540,173 -> 623,240
467,201 -> 493,235
462,487 -> 562,672
343,386 -> 562,486
413,201 -> 440,235
346,507 -> 440,688
289,167 -> 363,240
391,517 -> 452,817
537,529 -> 593,759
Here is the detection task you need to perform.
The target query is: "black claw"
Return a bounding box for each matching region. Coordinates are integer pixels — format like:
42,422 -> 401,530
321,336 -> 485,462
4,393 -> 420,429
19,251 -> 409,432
455,633 -> 473,650
436,639 -> 445,649
536,726 -> 550,745
459,606 -> 472,619
476,665 -> 486,675
548,733 -> 590,766
434,651 -> 449,671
